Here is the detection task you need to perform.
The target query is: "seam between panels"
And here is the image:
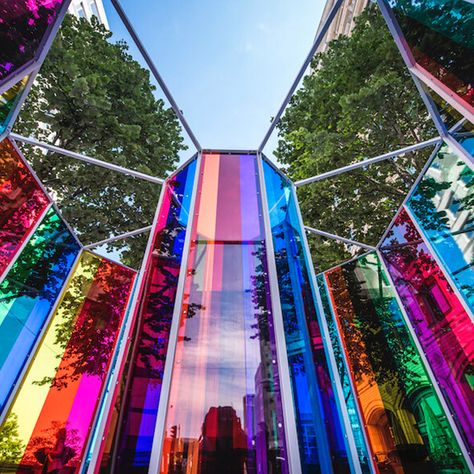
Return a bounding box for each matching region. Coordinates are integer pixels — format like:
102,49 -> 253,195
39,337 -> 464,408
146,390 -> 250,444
256,152 -> 303,474
85,181 -> 167,473
147,152 -> 203,474
376,251 -> 474,472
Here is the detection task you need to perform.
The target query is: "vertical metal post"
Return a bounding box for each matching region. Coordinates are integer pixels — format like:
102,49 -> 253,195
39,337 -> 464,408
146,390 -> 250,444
147,152 -> 202,474
256,152 -> 302,474
377,252 -> 474,470
86,182 -> 167,473
291,183 -> 363,474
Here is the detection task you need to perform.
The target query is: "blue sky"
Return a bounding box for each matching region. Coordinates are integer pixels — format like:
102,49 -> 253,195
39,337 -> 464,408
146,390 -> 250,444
102,0 -> 325,161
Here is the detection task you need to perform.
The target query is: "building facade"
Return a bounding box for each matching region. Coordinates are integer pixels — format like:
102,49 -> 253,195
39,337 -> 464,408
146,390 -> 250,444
316,0 -> 368,53
68,0 -> 109,28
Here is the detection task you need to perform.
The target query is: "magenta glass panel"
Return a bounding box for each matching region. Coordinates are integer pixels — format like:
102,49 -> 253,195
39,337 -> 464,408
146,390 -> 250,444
0,0 -> 66,85
160,153 -> 289,474
380,208 -> 474,459
0,137 -> 49,279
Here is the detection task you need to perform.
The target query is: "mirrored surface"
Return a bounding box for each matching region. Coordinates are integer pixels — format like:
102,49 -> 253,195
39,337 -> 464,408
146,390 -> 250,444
0,75 -> 28,135
325,252 -> 468,473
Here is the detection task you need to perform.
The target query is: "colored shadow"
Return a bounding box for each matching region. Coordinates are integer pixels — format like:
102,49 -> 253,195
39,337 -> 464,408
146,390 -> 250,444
317,275 -> 371,474
0,75 -> 28,136
0,252 -> 136,473
380,208 -> 474,460
159,153 -> 289,474
0,137 -> 49,279
0,0 -> 65,84
103,159 -> 197,474
325,252 -> 468,473
388,0 -> 474,115
262,159 -> 351,474
0,207 -> 80,412
407,140 -> 474,313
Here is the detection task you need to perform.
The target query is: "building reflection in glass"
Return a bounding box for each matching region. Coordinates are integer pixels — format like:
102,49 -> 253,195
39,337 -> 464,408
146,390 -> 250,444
325,252 -> 469,473
100,160 -> 197,474
407,140 -> 474,313
160,153 -> 289,474
380,208 -> 474,461
0,251 -> 136,473
387,0 -> 474,115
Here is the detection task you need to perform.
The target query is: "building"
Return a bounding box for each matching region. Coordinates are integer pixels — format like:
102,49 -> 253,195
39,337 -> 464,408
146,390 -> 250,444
316,0 -> 368,53
68,0 -> 109,28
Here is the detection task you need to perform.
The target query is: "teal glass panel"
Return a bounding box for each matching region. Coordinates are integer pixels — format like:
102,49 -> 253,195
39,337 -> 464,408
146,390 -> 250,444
325,253 -> 469,473
317,275 -> 371,474
0,207 -> 80,412
407,139 -> 474,312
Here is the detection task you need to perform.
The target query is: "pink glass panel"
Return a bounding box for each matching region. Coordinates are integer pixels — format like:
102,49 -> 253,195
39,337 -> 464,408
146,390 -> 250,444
0,137 -> 49,278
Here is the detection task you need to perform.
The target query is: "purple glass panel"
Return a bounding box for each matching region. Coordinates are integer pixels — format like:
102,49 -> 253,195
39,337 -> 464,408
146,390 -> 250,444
380,208 -> 474,458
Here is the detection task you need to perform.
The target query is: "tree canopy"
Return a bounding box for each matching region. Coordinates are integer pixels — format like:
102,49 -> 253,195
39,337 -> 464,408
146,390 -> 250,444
16,15 -> 185,268
276,5 -> 437,272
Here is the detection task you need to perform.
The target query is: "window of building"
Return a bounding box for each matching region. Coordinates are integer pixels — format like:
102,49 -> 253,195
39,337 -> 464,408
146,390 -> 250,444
89,0 -> 100,19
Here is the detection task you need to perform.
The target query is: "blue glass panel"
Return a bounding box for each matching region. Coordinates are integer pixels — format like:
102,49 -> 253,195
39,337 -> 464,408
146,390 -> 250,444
407,139 -> 474,312
262,158 -> 351,474
0,207 -> 80,412
317,275 -> 371,474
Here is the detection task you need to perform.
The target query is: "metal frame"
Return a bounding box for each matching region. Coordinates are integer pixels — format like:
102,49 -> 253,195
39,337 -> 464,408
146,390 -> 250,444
147,152 -> 202,474
256,152 -> 303,474
84,226 -> 153,250
305,226 -> 376,252
377,253 -> 474,471
11,133 -> 166,184
110,0 -> 202,152
258,0 -> 344,152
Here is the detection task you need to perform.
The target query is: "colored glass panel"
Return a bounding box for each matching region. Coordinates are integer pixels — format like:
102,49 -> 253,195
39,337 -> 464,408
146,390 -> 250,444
325,252 -> 468,473
0,137 -> 49,279
380,208 -> 474,460
102,159 -> 197,473
0,0 -> 66,84
0,252 -> 136,473
0,75 -> 28,136
0,207 -> 80,412
263,159 -> 351,474
407,140 -> 474,312
160,153 -> 289,474
387,0 -> 474,115
317,275 -> 371,474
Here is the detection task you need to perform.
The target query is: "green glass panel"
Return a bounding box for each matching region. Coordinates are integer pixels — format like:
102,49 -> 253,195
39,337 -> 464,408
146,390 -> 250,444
0,76 -> 28,135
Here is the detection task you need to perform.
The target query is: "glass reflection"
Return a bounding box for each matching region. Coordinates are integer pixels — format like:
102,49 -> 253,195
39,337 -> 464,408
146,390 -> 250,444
263,159 -> 351,474
0,137 -> 49,278
104,160 -> 197,474
381,208 -> 474,460
317,276 -> 371,474
0,75 -> 28,135
0,252 -> 136,473
387,0 -> 474,114
325,252 -> 468,473
0,207 -> 80,412
160,154 -> 288,474
0,0 -> 65,83
407,140 -> 474,312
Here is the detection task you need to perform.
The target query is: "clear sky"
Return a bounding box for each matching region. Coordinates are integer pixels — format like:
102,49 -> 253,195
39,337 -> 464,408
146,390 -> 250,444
102,0 -> 326,161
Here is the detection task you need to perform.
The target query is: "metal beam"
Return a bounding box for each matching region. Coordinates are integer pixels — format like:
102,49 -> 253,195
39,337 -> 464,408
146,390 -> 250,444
258,0 -> 344,152
295,137 -> 441,187
11,133 -> 165,185
110,0 -> 202,152
305,226 -> 377,251
84,226 -> 153,250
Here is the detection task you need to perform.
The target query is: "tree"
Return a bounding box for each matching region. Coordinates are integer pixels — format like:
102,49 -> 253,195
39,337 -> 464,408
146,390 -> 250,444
276,5 -> 437,272
0,414 -> 24,465
16,15 -> 185,268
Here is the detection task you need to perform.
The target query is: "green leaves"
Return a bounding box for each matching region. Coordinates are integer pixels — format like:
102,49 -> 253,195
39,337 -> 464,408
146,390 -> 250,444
16,15 -> 185,268
276,6 -> 436,272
